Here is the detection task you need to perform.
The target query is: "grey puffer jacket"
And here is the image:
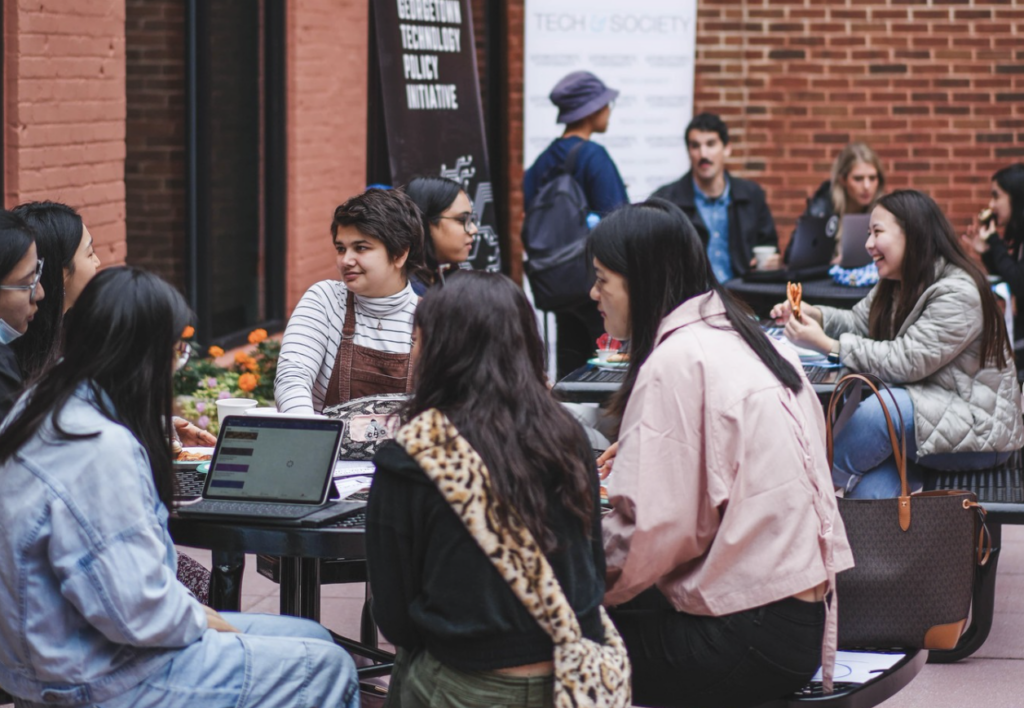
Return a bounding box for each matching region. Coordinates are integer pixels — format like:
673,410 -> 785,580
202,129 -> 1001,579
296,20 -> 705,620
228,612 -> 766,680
820,259 -> 1024,457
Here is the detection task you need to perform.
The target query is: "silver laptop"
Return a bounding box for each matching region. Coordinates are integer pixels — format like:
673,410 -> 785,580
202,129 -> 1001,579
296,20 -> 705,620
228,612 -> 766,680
178,415 -> 364,526
839,213 -> 872,269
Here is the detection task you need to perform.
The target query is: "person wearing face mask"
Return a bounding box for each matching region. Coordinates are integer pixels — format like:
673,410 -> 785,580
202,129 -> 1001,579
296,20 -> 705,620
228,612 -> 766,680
961,164 -> 1024,345
0,210 -> 45,419
652,112 -> 781,282
8,202 -> 100,383
772,190 -> 1024,499
403,176 -> 479,293
275,188 -> 427,414
786,142 -> 886,264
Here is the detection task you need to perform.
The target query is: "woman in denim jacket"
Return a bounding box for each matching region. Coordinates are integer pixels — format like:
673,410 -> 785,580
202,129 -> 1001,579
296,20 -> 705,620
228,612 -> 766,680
0,267 -> 358,708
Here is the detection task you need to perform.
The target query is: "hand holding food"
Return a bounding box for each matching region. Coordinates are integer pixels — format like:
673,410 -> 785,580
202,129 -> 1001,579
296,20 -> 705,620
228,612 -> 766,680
783,310 -> 835,355
787,282 -> 803,319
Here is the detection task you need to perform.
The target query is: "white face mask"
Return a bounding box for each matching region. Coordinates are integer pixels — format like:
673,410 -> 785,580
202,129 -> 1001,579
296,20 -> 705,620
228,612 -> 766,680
0,318 -> 23,345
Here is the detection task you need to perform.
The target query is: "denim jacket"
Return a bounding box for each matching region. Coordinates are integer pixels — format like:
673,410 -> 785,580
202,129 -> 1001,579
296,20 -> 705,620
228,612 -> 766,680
0,385 -> 207,706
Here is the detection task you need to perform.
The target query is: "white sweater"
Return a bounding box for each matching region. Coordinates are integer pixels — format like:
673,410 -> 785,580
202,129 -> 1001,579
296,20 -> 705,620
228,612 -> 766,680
275,280 -> 417,414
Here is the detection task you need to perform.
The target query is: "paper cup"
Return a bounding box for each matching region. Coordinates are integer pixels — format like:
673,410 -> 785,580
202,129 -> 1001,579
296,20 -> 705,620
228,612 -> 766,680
753,246 -> 777,269
215,398 -> 258,422
595,348 -> 616,362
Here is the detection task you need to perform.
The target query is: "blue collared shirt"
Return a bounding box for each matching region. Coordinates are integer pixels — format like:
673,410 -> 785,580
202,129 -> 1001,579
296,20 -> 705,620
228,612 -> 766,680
0,384 -> 207,706
694,178 -> 733,283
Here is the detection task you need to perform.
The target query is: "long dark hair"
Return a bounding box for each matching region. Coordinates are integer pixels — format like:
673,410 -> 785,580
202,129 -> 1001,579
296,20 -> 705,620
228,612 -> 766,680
994,164 -> 1024,250
0,210 -> 35,283
10,202 -> 85,379
403,176 -> 464,284
589,198 -> 803,418
869,190 -> 1010,369
0,268 -> 192,507
407,270 -> 593,552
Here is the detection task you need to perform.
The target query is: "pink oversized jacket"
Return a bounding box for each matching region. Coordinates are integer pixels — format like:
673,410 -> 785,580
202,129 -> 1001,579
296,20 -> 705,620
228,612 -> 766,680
602,292 -> 854,687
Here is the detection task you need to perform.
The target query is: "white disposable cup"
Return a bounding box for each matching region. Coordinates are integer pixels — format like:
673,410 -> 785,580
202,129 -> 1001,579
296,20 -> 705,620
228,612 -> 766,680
216,398 -> 258,422
753,246 -> 777,269
595,348 -> 616,363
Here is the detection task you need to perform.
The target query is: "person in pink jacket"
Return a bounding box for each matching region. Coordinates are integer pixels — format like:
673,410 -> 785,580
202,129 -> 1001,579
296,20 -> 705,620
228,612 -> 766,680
592,199 -> 854,708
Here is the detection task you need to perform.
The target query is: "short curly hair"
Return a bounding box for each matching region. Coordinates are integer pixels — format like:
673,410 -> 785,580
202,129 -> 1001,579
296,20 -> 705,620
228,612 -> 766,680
330,188 -> 426,275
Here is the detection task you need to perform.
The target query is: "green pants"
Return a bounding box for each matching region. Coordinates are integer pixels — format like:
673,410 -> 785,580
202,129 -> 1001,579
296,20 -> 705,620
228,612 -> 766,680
385,649 -> 553,708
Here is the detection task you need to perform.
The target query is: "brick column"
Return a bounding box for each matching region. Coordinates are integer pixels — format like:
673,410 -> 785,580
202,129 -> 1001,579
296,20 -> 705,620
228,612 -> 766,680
3,0 -> 127,265
284,0 -> 370,314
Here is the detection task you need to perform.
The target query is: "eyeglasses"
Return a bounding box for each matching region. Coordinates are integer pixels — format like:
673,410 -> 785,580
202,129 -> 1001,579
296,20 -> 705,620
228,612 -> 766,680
175,340 -> 191,372
0,258 -> 44,303
437,213 -> 478,235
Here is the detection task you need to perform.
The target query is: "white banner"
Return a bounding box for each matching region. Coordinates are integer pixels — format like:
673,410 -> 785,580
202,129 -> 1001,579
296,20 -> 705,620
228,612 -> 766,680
523,2 -> 698,203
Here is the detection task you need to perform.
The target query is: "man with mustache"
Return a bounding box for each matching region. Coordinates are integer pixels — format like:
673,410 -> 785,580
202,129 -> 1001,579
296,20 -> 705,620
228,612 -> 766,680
652,113 -> 781,282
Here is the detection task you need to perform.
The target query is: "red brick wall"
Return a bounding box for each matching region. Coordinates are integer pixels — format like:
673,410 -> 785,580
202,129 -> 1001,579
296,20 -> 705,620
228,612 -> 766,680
504,0 -> 1024,256
3,0 -> 127,265
284,0 -> 370,313
124,0 -> 186,290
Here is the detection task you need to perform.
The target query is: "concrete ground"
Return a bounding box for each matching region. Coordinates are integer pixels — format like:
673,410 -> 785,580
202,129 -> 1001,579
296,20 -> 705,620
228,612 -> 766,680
178,524 -> 1024,707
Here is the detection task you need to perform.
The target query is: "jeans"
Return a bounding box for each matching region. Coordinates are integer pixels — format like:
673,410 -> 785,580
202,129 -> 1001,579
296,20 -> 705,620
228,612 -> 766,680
608,588 -> 824,708
385,648 -> 553,708
833,387 -> 1012,499
14,614 -> 359,708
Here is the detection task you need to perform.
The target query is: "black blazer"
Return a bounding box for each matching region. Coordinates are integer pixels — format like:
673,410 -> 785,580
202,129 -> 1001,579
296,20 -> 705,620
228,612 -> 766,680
652,170 -> 779,277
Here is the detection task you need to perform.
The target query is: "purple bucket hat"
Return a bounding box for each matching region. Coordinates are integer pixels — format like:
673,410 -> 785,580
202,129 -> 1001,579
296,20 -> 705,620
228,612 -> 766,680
549,71 -> 619,124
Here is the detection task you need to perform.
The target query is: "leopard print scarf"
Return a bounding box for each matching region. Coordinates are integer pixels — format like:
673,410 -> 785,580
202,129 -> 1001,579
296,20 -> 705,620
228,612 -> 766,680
397,408 -> 632,708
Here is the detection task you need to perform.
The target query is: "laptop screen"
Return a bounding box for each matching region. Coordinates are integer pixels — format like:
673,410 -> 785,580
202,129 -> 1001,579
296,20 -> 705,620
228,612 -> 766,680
202,416 -> 345,504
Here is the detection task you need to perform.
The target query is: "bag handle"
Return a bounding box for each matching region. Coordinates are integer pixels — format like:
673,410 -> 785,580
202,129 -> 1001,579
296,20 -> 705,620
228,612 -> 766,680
826,373 -> 913,529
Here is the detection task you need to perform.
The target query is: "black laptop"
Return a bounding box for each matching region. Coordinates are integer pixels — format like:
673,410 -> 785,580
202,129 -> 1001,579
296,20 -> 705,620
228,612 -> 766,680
838,213 -> 872,269
743,214 -> 837,283
177,415 -> 365,527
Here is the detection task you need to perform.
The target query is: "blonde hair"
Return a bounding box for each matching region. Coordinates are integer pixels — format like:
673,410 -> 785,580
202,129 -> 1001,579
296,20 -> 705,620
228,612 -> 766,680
829,143 -> 885,253
830,142 -> 885,217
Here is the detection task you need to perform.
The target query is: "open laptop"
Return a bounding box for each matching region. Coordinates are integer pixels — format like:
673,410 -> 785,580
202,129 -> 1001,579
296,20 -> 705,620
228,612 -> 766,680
177,415 -> 365,527
743,214 -> 836,283
839,213 -> 872,269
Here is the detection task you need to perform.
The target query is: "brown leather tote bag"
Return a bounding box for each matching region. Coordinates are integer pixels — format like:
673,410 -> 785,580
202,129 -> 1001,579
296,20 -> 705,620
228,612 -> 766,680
828,373 -> 990,650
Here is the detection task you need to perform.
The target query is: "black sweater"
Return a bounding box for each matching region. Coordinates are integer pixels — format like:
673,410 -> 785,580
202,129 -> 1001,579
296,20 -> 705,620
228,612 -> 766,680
0,343 -> 22,421
366,439 -> 606,671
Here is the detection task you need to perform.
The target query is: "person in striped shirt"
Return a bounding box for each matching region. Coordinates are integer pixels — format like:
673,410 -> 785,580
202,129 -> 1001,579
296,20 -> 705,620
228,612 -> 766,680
275,188 -> 427,414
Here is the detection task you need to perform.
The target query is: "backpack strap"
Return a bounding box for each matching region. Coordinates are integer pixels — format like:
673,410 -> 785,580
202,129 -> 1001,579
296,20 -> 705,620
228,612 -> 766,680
563,139 -> 587,175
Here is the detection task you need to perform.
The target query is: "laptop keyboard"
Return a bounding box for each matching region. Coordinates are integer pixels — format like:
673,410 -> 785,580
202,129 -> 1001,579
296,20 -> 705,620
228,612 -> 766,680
175,469 -> 206,499
186,500 -> 320,518
804,365 -> 837,384
576,367 -> 627,384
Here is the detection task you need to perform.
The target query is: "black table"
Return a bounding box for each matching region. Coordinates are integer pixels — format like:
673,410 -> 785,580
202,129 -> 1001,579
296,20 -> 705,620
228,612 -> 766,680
725,277 -> 872,318
169,514 -> 366,621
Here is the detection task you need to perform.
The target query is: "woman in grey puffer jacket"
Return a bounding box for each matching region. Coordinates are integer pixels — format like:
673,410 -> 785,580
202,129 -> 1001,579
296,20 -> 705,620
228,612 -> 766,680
773,189 -> 1024,499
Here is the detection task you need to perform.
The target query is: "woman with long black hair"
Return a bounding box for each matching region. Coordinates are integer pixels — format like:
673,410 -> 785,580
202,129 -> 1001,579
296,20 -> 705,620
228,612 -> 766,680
0,267 -> 358,708
594,199 -> 852,708
403,176 -> 478,291
366,271 -> 606,708
779,190 -> 1023,499
0,210 -> 43,418
9,201 -> 100,381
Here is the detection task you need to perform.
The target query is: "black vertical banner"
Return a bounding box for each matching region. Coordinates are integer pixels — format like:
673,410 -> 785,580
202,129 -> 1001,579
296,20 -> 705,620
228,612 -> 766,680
371,0 -> 501,273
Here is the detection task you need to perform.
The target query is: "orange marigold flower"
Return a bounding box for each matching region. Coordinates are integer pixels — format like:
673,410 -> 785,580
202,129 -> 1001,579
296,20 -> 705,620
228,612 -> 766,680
234,351 -> 249,364
248,328 -> 269,345
208,345 -> 225,358
244,356 -> 259,373
238,373 -> 259,392
181,326 -> 195,339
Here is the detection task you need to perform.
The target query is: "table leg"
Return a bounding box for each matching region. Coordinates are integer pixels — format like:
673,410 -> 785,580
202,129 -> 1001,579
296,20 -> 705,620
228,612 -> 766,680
209,551 -> 245,611
279,556 -> 322,621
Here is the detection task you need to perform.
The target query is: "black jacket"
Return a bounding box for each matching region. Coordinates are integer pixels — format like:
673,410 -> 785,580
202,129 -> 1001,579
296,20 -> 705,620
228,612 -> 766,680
366,438 -> 606,671
652,170 -> 778,277
0,343 -> 22,421
982,236 -> 1024,340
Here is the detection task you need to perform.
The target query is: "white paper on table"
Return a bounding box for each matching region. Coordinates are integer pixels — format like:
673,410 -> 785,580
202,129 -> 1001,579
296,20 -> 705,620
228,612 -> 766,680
811,651 -> 904,684
333,475 -> 375,500
334,460 -> 376,479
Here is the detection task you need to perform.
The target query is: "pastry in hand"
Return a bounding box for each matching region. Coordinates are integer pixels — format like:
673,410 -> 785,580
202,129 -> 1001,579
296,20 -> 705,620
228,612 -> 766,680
787,282 -> 803,319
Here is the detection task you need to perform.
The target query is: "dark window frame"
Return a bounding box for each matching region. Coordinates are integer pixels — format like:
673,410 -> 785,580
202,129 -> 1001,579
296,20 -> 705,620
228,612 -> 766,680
186,0 -> 286,349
